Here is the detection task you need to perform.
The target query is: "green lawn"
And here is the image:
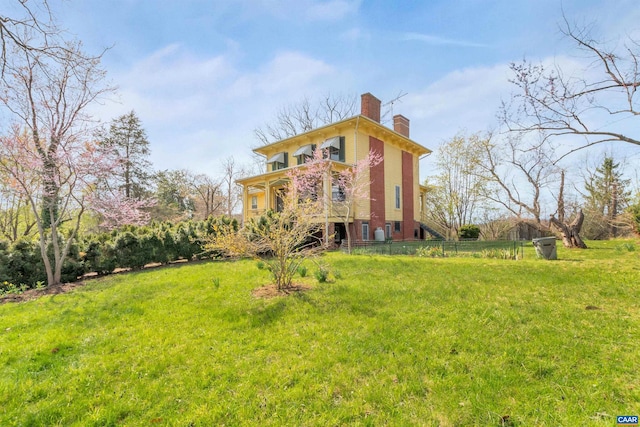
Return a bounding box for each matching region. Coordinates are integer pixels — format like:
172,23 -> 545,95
1,240 -> 639,426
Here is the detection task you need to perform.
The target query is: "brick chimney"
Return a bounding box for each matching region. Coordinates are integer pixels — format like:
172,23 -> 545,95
393,114 -> 410,138
361,92 -> 381,122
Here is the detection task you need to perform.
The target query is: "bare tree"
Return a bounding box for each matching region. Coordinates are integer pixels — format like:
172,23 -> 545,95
476,133 -> 587,248
207,174 -> 326,291
190,173 -> 224,219
502,17 -> 640,158
0,179 -> 37,242
253,93 -> 357,145
479,134 -> 552,226
220,157 -> 244,216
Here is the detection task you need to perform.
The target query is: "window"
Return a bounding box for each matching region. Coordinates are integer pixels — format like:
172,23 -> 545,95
395,185 -> 401,209
321,136 -> 345,162
275,191 -> 285,212
299,183 -> 320,203
267,152 -> 288,171
251,196 -> 257,210
294,144 -> 315,165
394,221 -> 401,233
362,222 -> 369,241
385,223 -> 392,239
332,184 -> 345,202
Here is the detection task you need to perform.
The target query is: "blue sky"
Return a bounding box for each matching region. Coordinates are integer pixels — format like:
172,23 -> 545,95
50,0 -> 640,180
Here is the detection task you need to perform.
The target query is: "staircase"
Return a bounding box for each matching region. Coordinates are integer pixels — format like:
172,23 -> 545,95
419,222 -> 445,240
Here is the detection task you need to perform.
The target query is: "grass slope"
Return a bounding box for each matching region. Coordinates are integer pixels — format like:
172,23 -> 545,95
1,240 -> 639,426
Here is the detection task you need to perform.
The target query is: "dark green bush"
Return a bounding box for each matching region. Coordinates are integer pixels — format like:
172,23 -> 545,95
114,232 -> 145,269
459,224 -> 481,240
0,215 -> 240,291
7,240 -> 45,287
82,240 -> 117,275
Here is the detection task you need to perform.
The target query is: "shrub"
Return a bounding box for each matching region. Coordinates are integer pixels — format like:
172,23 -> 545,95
6,240 -> 45,287
82,240 -> 117,275
114,232 -> 145,269
416,246 -> 443,258
297,265 -> 307,277
459,224 -> 481,240
315,266 -> 329,283
0,241 -> 10,282
616,242 -> 636,252
481,249 -> 517,260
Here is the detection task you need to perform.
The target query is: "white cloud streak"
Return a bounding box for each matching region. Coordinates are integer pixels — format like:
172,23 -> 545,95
401,32 -> 489,48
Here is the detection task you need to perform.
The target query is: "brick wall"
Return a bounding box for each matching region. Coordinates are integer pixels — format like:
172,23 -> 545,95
369,136 -> 385,234
402,150 -> 415,240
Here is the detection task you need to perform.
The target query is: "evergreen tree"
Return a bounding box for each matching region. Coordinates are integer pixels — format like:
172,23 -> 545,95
100,111 -> 152,199
583,157 -> 631,239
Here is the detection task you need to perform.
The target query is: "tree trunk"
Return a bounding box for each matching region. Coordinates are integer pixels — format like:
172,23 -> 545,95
550,211 -> 587,249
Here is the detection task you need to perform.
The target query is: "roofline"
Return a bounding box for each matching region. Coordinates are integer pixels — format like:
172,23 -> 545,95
253,114 -> 431,156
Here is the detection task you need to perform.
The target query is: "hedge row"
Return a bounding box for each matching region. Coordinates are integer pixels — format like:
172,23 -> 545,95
0,216 -> 238,292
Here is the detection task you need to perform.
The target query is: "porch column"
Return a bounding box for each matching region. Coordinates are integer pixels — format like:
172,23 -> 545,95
265,180 -> 271,211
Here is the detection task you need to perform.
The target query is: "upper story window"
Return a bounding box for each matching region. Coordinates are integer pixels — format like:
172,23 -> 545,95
395,185 -> 401,209
267,152 -> 288,171
251,196 -> 258,210
321,136 -> 345,162
294,144 -> 316,165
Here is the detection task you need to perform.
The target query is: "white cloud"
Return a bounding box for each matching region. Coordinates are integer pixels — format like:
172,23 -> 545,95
401,32 -> 489,48
230,51 -> 336,98
94,45 -> 343,176
406,64 -> 512,144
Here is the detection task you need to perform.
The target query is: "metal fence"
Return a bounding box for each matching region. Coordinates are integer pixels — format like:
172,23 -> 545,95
343,239 -> 526,259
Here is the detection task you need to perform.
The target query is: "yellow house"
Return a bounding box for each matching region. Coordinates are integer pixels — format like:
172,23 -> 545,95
238,92 -> 435,245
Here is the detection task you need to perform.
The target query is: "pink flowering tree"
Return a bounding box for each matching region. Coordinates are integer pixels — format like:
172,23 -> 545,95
87,191 -> 154,231
0,36 -> 116,286
289,147 -> 382,253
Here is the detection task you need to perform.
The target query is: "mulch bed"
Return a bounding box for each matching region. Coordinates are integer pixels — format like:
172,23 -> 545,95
251,283 -> 313,299
0,282 -> 87,304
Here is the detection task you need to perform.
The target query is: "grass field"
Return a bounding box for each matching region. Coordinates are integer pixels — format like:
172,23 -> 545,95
1,239 -> 639,426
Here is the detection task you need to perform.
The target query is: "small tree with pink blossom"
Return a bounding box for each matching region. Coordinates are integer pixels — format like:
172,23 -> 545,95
289,147 -> 382,253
